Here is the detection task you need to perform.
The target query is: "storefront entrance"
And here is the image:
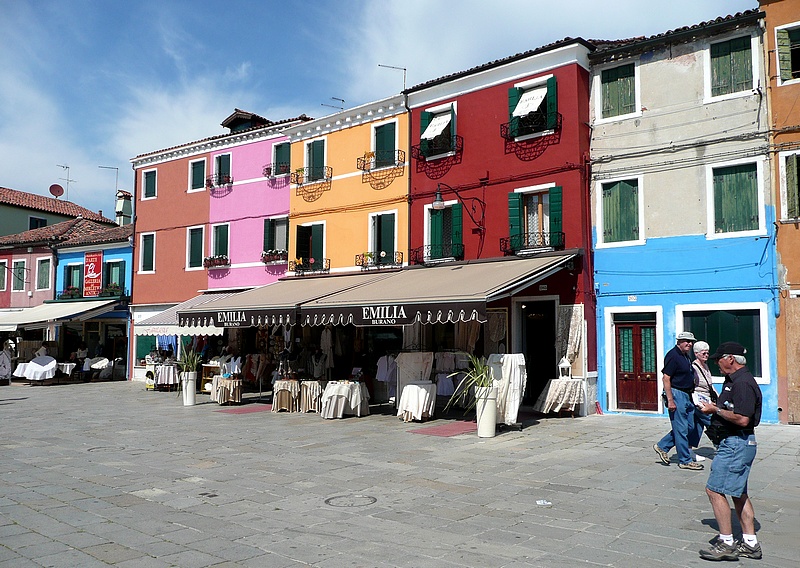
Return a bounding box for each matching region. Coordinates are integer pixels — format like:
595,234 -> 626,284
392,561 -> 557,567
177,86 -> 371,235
521,300 -> 557,404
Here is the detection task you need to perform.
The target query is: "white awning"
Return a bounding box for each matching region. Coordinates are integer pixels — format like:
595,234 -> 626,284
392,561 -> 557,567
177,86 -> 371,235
134,292 -> 236,336
420,113 -> 452,140
0,300 -> 118,332
512,86 -> 547,117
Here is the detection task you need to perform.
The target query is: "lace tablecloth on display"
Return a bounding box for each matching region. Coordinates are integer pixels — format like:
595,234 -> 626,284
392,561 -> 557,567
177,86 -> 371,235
397,381 -> 437,422
533,378 -> 584,414
300,381 -> 326,413
273,380 -> 300,412
320,381 -> 370,419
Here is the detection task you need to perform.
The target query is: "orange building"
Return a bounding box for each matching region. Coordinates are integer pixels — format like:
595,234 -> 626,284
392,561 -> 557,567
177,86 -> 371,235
761,0 -> 800,423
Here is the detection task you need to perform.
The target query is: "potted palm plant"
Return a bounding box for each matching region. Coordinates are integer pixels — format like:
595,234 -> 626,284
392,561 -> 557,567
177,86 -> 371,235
444,354 -> 498,438
178,349 -> 201,406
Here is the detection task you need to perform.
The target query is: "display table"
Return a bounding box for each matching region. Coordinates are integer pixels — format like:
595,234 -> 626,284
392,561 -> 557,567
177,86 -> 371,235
397,381 -> 437,422
155,364 -> 179,387
58,363 -> 76,377
300,380 -> 326,413
533,378 -> 584,414
272,379 -> 300,412
13,356 -> 57,381
211,375 -> 242,404
320,381 -> 370,419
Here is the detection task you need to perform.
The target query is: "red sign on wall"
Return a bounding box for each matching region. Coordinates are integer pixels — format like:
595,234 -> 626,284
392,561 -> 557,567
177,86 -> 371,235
83,251 -> 103,297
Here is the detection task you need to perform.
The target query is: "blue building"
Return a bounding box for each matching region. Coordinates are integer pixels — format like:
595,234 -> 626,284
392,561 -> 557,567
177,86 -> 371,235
588,11 -> 779,422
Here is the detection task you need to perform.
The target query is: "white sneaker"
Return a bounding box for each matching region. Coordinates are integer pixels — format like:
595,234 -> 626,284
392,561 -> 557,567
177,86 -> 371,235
694,454 -> 707,462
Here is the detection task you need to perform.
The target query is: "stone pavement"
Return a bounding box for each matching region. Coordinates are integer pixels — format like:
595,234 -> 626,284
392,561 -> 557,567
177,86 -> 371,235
1,382 -> 798,568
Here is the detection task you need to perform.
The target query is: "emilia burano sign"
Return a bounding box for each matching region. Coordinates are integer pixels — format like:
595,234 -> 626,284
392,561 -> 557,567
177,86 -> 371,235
216,311 -> 247,327
360,305 -> 408,325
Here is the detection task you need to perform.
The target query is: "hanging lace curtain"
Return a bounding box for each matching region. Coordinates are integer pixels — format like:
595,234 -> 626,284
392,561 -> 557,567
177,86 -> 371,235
556,305 -> 584,363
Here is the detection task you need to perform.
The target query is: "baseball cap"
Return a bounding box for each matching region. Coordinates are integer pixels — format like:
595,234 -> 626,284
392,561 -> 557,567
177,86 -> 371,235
709,341 -> 747,360
676,331 -> 696,342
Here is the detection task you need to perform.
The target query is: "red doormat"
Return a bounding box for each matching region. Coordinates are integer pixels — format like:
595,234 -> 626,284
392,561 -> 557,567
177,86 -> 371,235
215,403 -> 271,414
408,420 -> 477,437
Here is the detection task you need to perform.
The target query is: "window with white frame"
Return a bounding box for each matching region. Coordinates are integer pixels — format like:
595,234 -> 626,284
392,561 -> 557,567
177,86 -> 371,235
263,217 -> 288,253
0,260 -> 7,291
427,202 -> 462,260
142,170 -> 157,199
140,233 -> 155,272
12,260 -> 25,291
211,224 -> 229,257
373,122 -> 397,168
214,153 -> 232,185
780,151 -> 800,220
508,75 -> 558,138
305,139 -> 326,181
600,63 -> 637,119
682,306 -> 764,380
709,35 -> 754,98
370,212 -> 396,263
508,185 -> 563,250
29,217 -> 47,230
710,162 -> 760,235
36,258 -> 51,290
776,22 -> 800,85
187,226 -> 205,269
598,177 -> 643,246
103,260 -> 125,289
64,264 -> 82,291
189,159 -> 206,191
272,143 -> 291,176
419,103 -> 456,158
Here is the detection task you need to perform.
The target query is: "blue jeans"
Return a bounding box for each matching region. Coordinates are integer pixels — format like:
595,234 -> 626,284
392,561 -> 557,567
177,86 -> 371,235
689,406 -> 711,448
657,388 -> 696,465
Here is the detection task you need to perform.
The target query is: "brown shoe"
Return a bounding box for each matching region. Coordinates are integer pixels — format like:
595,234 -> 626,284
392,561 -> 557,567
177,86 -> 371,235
653,444 -> 670,465
678,461 -> 704,471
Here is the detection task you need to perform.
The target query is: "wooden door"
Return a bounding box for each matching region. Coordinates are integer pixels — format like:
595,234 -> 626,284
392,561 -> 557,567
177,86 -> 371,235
615,322 -> 658,411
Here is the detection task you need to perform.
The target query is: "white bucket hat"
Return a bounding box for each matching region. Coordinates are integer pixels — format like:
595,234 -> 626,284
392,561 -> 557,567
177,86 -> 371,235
676,331 -> 697,342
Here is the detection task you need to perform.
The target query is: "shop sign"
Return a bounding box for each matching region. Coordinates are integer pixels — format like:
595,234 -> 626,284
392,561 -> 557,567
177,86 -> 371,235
359,304 -> 409,325
83,251 -> 103,297
216,311 -> 247,327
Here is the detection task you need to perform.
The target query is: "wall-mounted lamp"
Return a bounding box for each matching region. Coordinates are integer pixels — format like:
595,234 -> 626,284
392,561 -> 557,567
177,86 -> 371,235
431,182 -> 486,234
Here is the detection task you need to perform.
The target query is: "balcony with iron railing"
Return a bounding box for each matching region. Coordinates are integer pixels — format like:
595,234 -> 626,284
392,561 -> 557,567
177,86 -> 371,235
205,173 -> 234,189
290,166 -> 333,186
500,231 -> 565,256
288,257 -> 331,276
409,243 -> 465,265
355,251 -> 403,270
357,149 -> 406,172
410,135 -> 464,162
263,162 -> 291,177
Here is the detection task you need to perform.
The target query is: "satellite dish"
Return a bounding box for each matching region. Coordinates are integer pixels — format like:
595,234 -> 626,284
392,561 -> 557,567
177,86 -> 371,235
49,184 -> 64,198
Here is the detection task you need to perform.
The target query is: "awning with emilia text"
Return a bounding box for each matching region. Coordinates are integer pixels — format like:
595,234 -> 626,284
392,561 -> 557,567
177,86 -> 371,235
134,292 -> 238,336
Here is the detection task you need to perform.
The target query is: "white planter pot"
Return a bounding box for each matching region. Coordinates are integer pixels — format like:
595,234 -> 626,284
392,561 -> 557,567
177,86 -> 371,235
182,372 -> 197,406
475,386 -> 497,438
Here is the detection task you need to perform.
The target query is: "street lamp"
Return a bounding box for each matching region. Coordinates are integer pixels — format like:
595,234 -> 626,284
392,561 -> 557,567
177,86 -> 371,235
431,182 -> 486,234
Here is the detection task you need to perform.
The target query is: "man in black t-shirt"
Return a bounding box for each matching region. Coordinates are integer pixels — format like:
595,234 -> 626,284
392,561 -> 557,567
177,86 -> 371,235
697,342 -> 762,561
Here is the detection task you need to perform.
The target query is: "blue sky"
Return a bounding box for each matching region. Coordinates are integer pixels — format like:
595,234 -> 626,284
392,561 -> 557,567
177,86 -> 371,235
0,0 -> 757,220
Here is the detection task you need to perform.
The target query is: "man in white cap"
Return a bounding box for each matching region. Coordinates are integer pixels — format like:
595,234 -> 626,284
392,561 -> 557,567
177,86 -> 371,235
653,331 -> 704,470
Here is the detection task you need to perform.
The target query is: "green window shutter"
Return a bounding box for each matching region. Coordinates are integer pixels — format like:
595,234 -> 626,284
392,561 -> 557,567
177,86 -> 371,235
730,36 -> 752,93
217,154 -> 231,177
37,259 -> 50,289
275,143 -> 290,174
419,111 -> 432,156
308,140 -> 325,180
711,41 -> 731,96
508,87 -> 522,137
378,213 -> 395,258
191,161 -> 205,190
102,262 -> 110,288
450,203 -> 463,245
777,29 -> 793,81
142,234 -> 154,271
546,76 -> 558,130
114,261 -> 125,287
0,263 -> 5,290
430,208 -> 443,248
375,123 -> 396,167
549,186 -> 563,245
602,180 -> 638,243
310,224 -> 324,262
448,104 -> 456,149
214,225 -> 229,256
296,225 -> 311,259
601,67 -> 617,118
189,228 -> 203,267
714,164 -> 758,233
618,64 -> 635,115
144,171 -> 156,198
508,192 -> 524,248
787,154 -> 799,218
263,219 -> 275,251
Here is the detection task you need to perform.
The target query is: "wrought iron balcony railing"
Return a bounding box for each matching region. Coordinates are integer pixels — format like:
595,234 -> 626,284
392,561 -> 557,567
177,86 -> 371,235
205,173 -> 234,188
500,231 -> 565,255
289,257 -> 331,275
410,135 -> 464,161
357,149 -> 406,171
290,166 -> 333,186
409,243 -> 465,265
355,251 -> 403,270
501,112 -> 562,141
263,162 -> 291,177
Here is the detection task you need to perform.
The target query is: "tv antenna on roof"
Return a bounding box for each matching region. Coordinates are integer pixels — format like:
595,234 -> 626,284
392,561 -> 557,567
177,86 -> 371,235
321,97 -> 345,110
378,64 -> 407,91
56,164 -> 76,201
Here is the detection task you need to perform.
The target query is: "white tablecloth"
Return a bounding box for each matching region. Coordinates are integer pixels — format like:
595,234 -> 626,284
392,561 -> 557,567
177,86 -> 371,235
397,381 -> 437,422
211,375 -> 242,404
320,381 -> 370,419
58,363 -> 76,376
300,381 -> 325,413
13,357 -> 57,381
272,380 -> 301,412
533,378 -> 584,414
156,364 -> 179,386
